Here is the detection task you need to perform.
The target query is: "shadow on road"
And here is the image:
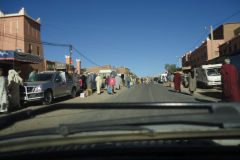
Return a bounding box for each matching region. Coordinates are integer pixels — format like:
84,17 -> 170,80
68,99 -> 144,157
198,91 -> 222,100
194,98 -> 215,103
168,89 -> 191,96
17,96 -> 74,112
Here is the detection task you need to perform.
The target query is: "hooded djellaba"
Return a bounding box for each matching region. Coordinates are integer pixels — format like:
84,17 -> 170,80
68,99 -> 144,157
220,59 -> 240,102
188,68 -> 197,95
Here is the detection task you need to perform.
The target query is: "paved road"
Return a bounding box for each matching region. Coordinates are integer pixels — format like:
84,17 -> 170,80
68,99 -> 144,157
106,83 -> 215,103
0,83 -> 215,135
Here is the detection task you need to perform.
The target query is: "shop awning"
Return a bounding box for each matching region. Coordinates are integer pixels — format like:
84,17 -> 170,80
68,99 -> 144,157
182,66 -> 191,71
0,50 -> 43,64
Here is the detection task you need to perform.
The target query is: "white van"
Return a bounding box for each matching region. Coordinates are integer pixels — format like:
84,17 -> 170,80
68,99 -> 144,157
196,64 -> 222,88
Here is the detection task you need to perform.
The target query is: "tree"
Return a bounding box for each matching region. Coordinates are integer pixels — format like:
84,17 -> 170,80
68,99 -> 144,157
164,64 -> 179,73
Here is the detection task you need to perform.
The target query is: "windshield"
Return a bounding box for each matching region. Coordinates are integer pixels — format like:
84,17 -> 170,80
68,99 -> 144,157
207,68 -> 221,76
34,73 -> 54,81
0,0 -> 240,145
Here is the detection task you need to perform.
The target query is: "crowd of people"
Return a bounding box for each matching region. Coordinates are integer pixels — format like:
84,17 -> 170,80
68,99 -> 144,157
1,58 -> 240,114
82,72 -> 133,96
164,58 -> 240,102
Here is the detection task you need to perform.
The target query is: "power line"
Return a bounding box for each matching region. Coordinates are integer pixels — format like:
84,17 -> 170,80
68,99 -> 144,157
1,32 -> 103,68
189,29 -> 209,51
0,32 -> 70,47
213,10 -> 240,27
185,10 -> 240,55
72,46 -> 100,67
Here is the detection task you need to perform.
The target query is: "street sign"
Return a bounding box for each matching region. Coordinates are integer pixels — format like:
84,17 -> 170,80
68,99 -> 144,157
71,60 -> 74,64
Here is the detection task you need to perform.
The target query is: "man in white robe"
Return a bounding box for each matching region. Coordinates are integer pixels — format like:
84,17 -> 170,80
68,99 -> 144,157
0,68 -> 8,113
95,74 -> 102,95
8,69 -> 23,109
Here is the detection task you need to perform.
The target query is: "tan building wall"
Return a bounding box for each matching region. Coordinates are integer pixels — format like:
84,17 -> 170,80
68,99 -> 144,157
220,35 -> 240,56
0,8 -> 44,79
210,22 -> 240,42
223,23 -> 240,42
184,23 -> 240,68
188,39 -> 224,68
86,65 -> 130,74
116,67 -> 130,74
182,52 -> 191,67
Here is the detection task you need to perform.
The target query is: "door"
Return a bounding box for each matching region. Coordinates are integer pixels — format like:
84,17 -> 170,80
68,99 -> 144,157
53,74 -> 65,97
65,72 -> 73,95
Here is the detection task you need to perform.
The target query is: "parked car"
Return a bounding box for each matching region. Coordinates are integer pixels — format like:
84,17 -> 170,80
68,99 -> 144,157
21,71 -> 78,104
196,64 -> 222,88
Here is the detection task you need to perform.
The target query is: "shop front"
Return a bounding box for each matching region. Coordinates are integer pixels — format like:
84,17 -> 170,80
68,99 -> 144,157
0,50 -> 43,80
55,62 -> 74,73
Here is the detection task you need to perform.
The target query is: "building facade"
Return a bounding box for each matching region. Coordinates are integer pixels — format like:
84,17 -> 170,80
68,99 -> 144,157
219,35 -> 240,57
182,22 -> 240,68
0,8 -> 44,79
86,65 -> 130,74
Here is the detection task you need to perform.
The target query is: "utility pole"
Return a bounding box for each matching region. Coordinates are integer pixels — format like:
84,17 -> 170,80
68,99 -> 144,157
69,44 -> 72,73
210,25 -> 215,59
176,56 -> 181,68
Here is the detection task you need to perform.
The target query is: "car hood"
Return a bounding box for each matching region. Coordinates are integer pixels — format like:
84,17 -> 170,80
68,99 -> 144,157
24,81 -> 52,87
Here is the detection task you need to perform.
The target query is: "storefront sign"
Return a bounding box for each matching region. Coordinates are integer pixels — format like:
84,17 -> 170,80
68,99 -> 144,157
0,50 -> 14,59
55,62 -> 67,69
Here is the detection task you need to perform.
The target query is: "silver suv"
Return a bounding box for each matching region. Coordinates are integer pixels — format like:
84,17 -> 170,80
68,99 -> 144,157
21,71 -> 78,104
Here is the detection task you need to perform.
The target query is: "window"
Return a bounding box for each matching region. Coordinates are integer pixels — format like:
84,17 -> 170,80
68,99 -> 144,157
37,46 -> 40,56
28,44 -> 32,53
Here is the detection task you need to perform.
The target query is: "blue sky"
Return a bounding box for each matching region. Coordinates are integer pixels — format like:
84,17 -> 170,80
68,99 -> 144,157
1,0 -> 240,77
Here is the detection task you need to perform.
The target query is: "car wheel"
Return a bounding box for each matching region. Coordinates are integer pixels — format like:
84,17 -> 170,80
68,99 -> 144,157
43,90 -> 53,105
71,88 -> 76,98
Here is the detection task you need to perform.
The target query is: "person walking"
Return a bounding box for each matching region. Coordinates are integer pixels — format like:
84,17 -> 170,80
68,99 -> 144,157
0,68 -> 8,113
173,72 -> 181,92
105,75 -> 110,90
86,73 -> 92,90
170,73 -> 174,87
188,69 -> 197,96
109,76 -> 116,95
126,75 -> 131,88
95,74 -> 102,95
28,69 -> 37,82
8,69 -> 23,109
167,72 -> 172,87
115,75 -> 121,90
220,59 -> 240,102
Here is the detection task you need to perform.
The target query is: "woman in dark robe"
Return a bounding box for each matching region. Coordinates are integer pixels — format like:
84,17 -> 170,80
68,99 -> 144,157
220,59 -> 240,102
174,72 -> 181,92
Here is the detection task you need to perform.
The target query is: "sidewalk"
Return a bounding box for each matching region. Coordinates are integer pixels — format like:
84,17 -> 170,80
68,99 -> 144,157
163,82 -> 221,102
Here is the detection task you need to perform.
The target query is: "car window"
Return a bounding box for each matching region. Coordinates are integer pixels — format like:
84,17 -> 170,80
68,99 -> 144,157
55,74 -> 62,82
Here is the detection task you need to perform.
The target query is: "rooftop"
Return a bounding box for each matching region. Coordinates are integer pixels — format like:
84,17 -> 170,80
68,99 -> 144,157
0,8 -> 41,24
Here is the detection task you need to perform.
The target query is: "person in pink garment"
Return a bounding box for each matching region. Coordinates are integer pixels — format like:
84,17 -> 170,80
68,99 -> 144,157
109,76 -> 116,95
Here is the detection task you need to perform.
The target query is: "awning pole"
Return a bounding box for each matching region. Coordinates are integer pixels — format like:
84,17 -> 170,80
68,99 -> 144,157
13,52 -> 15,70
